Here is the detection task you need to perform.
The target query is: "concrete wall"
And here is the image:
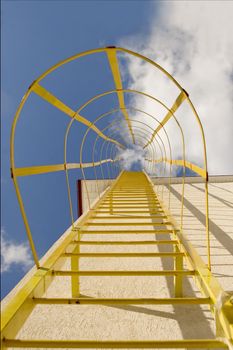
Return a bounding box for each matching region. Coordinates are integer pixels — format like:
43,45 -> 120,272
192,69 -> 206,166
151,175 -> 233,185
2,176 -> 233,348
81,179 -> 114,212
154,179 -> 233,293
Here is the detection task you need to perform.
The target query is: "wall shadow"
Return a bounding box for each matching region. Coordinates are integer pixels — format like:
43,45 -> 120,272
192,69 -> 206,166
169,186 -> 233,256
190,184 -> 233,208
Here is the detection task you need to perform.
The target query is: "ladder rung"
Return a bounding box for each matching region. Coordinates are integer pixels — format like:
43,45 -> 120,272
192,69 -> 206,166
73,229 -> 176,234
99,206 -> 162,209
52,270 -> 195,276
107,191 -> 156,193
62,252 -> 184,258
102,202 -> 160,205
105,191 -> 158,199
108,193 -> 156,195
106,196 -> 157,198
33,297 -> 211,305
102,198 -> 159,203
83,222 -> 172,226
110,186 -> 153,188
92,210 -> 164,214
5,172 -> 231,349
70,240 -> 178,245
3,339 -> 226,348
99,202 -> 159,205
89,216 -> 167,219
102,199 -> 158,201
109,189 -> 154,191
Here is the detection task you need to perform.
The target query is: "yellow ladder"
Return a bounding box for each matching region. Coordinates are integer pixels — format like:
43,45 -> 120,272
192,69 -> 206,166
1,171 -> 233,349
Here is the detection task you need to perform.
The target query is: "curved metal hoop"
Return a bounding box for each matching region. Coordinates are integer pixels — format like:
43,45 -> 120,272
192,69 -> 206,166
10,46 -> 210,269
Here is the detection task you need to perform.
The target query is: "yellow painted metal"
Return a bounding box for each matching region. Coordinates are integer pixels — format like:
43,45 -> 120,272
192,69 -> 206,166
52,270 -> 195,277
14,159 -> 115,176
6,45 -> 229,348
147,157 -> 206,179
2,339 -> 227,348
87,113 -> 165,200
32,297 -> 211,305
102,200 -> 160,203
62,252 -> 184,258
1,233 -> 70,338
105,197 -> 159,200
9,93 -> 122,267
117,49 -> 209,254
92,210 -> 164,214
88,215 -> 167,219
174,244 -> 183,297
31,83 -> 124,149
83,222 -> 171,226
62,87 -> 188,218
113,105 -> 173,202
106,47 -> 135,143
76,229 -> 176,234
70,170 -> 124,297
74,86 -> 183,182
70,240 -> 178,245
100,201 -> 161,205
2,171 -> 233,349
106,193 -> 156,195
143,90 -> 187,149
89,90 -> 184,234
0,175 -> 120,339
31,83 -> 75,117
71,229 -> 80,298
79,110 -> 127,207
60,86 -> 205,264
101,201 -> 160,209
66,84 -> 183,216
10,48 -> 206,242
187,98 -> 210,269
79,111 -> 159,208
98,123 -> 160,184
144,171 -> 233,342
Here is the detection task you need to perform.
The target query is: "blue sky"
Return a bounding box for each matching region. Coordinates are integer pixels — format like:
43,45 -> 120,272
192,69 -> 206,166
1,0 -> 159,297
3,1 -> 231,299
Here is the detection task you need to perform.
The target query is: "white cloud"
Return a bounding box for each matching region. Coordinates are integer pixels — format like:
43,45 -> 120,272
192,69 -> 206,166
118,144 -> 146,171
119,1 -> 233,175
1,229 -> 33,273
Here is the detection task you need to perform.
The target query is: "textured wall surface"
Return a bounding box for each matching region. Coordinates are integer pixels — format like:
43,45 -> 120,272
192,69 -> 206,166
2,177 -> 233,348
159,180 -> 233,292
81,179 -> 113,213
